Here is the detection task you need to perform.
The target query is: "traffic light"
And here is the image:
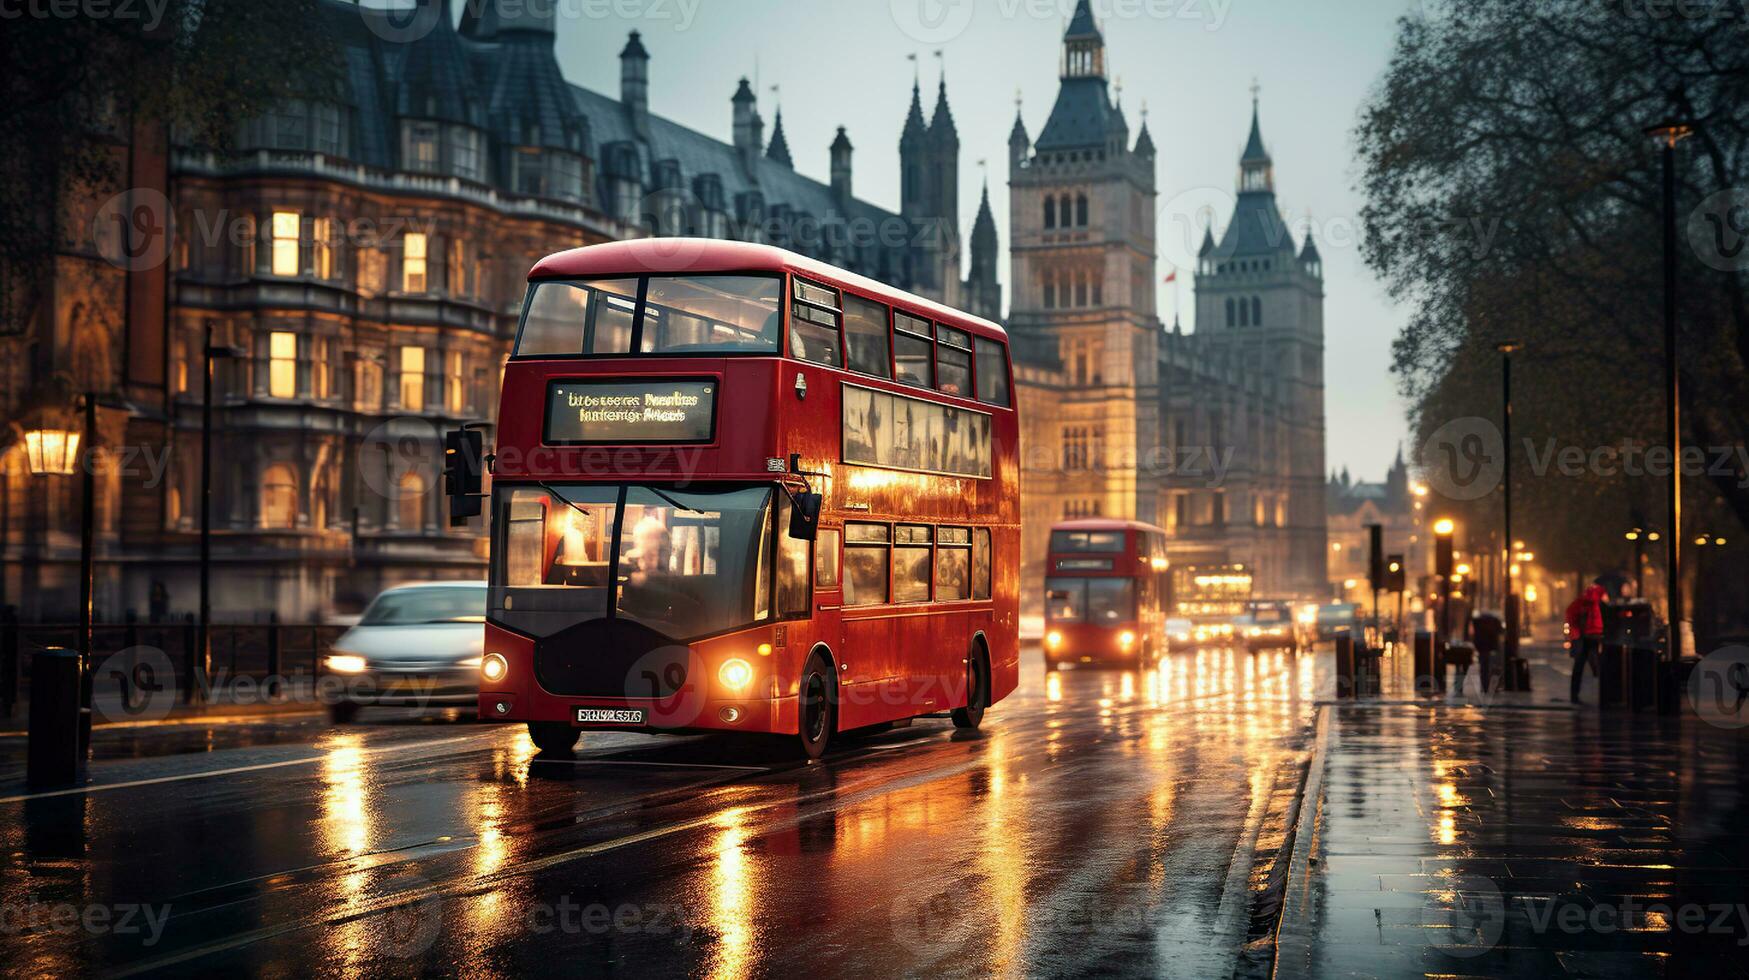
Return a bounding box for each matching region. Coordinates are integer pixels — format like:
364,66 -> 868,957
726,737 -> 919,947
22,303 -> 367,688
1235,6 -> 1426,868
1385,554 -> 1406,592
445,428 -> 485,527
1367,524 -> 1385,591
1435,534 -> 1454,580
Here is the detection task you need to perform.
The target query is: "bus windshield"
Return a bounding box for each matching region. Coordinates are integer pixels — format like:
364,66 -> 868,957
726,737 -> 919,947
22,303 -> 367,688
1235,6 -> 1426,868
1044,577 -> 1135,626
490,484 -> 775,640
1050,530 -> 1125,554
515,275 -> 783,358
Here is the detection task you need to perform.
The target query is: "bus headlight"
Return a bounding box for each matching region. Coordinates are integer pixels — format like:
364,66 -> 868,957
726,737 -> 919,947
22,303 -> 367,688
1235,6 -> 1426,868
481,653 -> 508,684
1119,631 -> 1136,649
326,654 -> 368,674
1046,631 -> 1063,650
719,658 -> 754,691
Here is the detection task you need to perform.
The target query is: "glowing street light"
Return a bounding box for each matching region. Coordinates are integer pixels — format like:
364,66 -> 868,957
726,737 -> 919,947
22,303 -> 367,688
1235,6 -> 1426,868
23,427 -> 81,476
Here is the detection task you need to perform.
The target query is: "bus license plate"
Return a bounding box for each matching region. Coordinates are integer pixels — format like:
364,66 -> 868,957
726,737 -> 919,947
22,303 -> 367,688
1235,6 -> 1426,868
575,707 -> 645,725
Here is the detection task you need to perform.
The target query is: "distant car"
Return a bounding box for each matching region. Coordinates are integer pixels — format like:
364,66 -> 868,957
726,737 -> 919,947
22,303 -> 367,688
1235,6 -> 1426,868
1192,620 -> 1236,648
1166,618 -> 1195,651
1244,603 -> 1299,652
322,582 -> 487,723
1314,603 -> 1359,642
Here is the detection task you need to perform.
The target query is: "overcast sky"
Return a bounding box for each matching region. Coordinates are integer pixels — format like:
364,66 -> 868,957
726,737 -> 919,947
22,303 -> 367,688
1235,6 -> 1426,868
441,0 -> 1420,481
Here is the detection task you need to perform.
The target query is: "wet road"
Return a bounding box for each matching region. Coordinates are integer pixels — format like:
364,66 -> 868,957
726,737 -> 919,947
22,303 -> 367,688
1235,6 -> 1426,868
1,643 -> 1329,978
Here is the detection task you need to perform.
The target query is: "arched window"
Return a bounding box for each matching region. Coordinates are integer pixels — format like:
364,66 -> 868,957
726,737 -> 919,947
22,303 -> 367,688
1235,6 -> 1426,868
261,463 -> 299,529
1238,298 -> 1249,327
1059,194 -> 1073,227
1043,197 -> 1056,229
1252,296 -> 1263,326
1226,298 -> 1236,327
1076,194 -> 1089,227
397,471 -> 427,531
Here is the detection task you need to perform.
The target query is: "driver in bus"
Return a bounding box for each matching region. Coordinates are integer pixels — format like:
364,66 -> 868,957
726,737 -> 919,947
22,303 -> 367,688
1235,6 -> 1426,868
620,514 -> 699,629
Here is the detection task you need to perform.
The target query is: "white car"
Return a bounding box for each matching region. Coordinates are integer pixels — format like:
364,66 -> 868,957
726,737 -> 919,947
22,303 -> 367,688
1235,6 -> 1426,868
323,582 -> 486,723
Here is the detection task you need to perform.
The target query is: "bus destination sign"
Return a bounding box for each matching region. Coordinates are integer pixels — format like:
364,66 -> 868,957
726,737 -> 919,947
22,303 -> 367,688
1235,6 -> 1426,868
546,379 -> 717,444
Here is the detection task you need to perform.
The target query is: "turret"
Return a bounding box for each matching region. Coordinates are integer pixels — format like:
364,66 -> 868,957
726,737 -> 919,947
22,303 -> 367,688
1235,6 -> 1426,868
830,126 -> 853,203
620,31 -> 650,138
1009,104 -> 1030,171
732,78 -> 762,176
767,109 -> 793,168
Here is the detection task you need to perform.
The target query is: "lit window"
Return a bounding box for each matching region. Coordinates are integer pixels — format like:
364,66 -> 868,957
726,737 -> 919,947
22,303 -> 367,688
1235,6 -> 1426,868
403,232 -> 427,293
313,217 -> 336,280
271,211 -> 300,276
269,331 -> 298,398
261,463 -> 299,529
397,470 -> 426,530
449,238 -> 467,297
400,346 -> 426,410
446,349 -> 465,414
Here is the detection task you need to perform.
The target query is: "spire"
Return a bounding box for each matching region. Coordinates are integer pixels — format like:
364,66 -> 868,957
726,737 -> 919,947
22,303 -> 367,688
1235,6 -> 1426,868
929,70 -> 957,142
1061,0 -> 1105,79
1065,0 -> 1101,42
1300,226 -> 1322,262
901,72 -> 928,149
1134,104 -> 1155,157
1238,83 -> 1276,195
766,109 -> 793,167
969,178 -> 998,281
1199,225 -> 1217,258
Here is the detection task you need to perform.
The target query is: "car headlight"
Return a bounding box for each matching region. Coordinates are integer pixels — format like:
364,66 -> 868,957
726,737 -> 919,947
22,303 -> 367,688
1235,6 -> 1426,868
1119,630 -> 1136,649
1046,631 -> 1063,650
719,658 -> 754,691
481,653 -> 508,683
326,654 -> 368,674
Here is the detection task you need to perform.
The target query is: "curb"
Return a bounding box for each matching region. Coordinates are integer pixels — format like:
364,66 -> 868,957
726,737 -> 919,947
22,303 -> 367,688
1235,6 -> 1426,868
1269,703 -> 1330,979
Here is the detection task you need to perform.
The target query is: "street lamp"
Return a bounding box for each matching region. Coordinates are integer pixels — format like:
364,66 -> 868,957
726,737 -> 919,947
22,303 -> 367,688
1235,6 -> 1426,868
1496,339 -> 1527,689
199,321 -> 247,703
23,428 -> 80,476
1645,117 -> 1694,662
1434,519 -> 1456,643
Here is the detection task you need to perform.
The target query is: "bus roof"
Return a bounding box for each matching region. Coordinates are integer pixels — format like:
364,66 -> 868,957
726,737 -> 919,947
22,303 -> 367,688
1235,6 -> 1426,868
528,239 -> 1008,343
1050,518 -> 1166,534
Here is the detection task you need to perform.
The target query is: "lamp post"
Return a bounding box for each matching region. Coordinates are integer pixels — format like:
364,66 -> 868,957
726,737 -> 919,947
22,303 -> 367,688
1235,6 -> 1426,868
1495,340 -> 1525,688
1645,118 -> 1692,662
1433,518 -> 1456,646
199,321 -> 246,703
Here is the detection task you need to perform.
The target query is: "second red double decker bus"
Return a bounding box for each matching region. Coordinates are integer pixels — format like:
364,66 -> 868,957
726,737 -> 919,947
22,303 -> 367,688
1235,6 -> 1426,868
473,240 -> 1019,758
1042,519 -> 1170,670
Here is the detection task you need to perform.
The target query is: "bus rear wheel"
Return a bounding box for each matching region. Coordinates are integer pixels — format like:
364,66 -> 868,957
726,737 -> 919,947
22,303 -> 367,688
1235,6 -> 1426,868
952,648 -> 989,730
798,652 -> 837,761
528,721 -> 578,756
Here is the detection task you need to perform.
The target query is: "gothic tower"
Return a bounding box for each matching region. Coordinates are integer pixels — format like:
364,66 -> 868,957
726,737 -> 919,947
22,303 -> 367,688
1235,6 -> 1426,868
1008,0 -> 1160,525
899,72 -> 962,307
1191,94 -> 1328,595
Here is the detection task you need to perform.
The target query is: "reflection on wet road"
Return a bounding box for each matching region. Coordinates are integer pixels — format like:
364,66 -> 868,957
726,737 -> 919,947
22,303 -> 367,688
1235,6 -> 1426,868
0,644 -> 1330,978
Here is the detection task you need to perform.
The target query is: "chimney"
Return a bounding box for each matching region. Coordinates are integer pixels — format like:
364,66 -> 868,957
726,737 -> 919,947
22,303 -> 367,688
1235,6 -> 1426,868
830,126 -> 853,204
620,31 -> 650,138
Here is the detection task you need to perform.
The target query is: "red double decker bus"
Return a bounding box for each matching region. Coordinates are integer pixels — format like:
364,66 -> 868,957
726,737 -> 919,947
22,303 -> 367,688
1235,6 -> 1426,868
1042,519 -> 1170,670
472,240 -> 1019,758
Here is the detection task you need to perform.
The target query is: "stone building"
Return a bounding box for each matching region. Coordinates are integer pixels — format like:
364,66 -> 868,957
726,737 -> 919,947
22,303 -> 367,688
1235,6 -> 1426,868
0,0 -> 997,622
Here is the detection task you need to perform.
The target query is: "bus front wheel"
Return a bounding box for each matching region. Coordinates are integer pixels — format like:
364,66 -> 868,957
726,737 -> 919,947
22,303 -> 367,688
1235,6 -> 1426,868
952,648 -> 989,730
528,721 -> 578,756
798,652 -> 837,760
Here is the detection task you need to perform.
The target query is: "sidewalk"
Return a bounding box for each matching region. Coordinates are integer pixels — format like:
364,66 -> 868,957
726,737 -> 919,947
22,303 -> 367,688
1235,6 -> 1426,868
1274,644 -> 1749,978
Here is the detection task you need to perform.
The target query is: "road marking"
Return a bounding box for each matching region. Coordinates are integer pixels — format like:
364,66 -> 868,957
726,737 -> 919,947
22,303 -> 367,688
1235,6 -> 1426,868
0,731 -> 498,805
530,757 -> 771,772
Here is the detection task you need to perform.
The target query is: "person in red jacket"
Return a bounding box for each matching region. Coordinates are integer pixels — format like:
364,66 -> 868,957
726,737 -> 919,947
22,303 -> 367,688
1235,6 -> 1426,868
1567,584 -> 1607,703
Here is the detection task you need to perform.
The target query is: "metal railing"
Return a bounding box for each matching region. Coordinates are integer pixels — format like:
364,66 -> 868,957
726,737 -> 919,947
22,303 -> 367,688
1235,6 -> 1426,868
0,611 -> 350,719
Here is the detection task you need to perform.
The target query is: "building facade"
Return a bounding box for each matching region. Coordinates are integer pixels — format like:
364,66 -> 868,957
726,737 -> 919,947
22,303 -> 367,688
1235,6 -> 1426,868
1013,1 -> 1328,602
1,0 -> 997,622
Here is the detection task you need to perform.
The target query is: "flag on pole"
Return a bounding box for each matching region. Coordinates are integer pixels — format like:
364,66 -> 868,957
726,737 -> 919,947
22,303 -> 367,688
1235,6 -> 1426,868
1164,270 -> 1178,284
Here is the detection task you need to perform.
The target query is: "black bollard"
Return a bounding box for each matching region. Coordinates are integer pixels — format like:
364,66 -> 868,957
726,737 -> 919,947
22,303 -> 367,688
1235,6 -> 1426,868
1413,631 -> 1435,696
1598,643 -> 1627,708
1335,634 -> 1355,699
27,648 -> 85,788
1629,645 -> 1659,712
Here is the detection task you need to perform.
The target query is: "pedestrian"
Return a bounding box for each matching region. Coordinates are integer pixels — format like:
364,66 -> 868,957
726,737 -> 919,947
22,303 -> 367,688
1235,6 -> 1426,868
1470,610 -> 1504,694
1567,584 -> 1607,703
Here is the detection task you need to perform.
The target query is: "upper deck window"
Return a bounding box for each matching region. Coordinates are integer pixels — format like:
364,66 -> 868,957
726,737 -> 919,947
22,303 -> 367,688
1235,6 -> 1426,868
975,337 -> 1011,407
893,312 -> 933,388
514,275 -> 781,358
790,277 -> 842,367
1050,530 -> 1125,554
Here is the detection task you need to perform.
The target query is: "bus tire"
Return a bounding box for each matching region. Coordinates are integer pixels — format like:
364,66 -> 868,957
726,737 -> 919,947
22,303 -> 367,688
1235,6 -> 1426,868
798,651 -> 837,760
528,721 -> 578,756
952,645 -> 990,730
328,701 -> 360,725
